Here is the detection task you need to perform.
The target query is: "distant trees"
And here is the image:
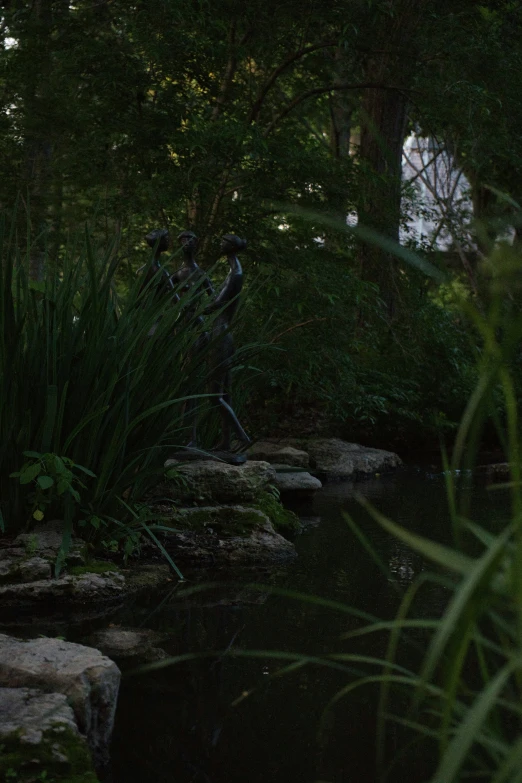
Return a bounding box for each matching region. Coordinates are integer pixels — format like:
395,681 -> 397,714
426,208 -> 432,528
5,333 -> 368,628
1,0 -> 522,437
1,0 -> 520,264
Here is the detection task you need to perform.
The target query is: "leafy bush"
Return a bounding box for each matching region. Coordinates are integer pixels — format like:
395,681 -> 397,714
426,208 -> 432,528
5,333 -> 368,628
237,232 -> 480,442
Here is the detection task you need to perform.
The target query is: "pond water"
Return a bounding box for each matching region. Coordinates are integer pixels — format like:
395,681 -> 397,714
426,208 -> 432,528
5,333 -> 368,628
98,467 -> 511,783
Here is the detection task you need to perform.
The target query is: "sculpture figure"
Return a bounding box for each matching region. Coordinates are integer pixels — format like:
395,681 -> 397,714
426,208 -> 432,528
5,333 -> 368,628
138,228 -> 250,459
172,230 -> 214,303
205,234 -> 251,452
171,230 -> 214,447
139,228 -> 178,300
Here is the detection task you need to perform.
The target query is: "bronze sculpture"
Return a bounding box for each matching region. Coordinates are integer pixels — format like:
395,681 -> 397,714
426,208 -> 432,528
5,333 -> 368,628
140,228 -> 178,300
205,234 -> 251,452
172,231 -> 214,302
171,230 -> 214,447
139,228 -> 250,459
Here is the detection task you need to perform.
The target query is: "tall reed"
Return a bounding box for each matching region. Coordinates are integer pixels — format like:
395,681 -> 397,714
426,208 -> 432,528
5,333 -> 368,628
0,215 -> 219,543
334,238 -> 522,782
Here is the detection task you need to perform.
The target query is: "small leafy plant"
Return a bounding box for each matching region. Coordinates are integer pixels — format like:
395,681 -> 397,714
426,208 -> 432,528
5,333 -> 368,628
10,450 -> 95,523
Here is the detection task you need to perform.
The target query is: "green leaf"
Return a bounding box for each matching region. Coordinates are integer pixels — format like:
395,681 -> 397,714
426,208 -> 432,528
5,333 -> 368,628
56,478 -> 69,495
19,463 -> 42,484
54,455 -> 66,474
356,496 -> 475,575
432,661 -> 518,783
37,475 -> 54,490
418,526 -> 512,706
73,463 -> 96,478
22,450 -> 41,458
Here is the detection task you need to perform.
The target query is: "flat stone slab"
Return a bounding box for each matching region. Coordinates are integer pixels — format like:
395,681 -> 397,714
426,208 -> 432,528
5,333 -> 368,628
161,459 -> 276,503
0,554 -> 51,584
273,438 -> 402,481
85,628 -> 167,666
474,462 -> 511,476
272,467 -> 322,494
154,505 -> 296,565
247,442 -> 310,469
0,570 -> 125,607
0,634 -> 121,767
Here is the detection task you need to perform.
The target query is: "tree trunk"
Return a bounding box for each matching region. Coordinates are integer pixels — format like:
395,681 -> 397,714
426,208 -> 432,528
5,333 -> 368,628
358,83 -> 408,312
356,0 -> 425,315
324,47 -> 354,249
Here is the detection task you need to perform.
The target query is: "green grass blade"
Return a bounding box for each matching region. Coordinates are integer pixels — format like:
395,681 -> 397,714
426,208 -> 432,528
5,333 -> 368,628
431,661 -> 518,783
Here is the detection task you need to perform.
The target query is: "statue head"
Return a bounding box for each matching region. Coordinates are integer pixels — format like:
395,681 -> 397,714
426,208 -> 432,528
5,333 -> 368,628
220,234 -> 247,255
178,230 -> 199,255
145,228 -> 169,253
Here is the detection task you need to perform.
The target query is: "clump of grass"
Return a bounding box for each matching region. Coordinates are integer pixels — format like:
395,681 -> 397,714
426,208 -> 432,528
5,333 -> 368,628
0,212 -> 224,573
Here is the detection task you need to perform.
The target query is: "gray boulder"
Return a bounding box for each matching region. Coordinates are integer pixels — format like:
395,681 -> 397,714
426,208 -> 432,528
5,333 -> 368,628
86,628 -> 167,665
0,634 -> 121,767
156,505 -> 296,564
0,687 -> 79,744
0,570 -> 125,608
280,438 -> 402,480
0,687 -> 97,781
272,467 -> 322,495
14,519 -> 85,565
0,553 -> 51,584
162,459 -> 276,503
247,441 -> 310,469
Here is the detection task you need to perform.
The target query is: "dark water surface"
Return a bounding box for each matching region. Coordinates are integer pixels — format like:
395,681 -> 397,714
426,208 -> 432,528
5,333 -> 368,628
105,469 -> 510,783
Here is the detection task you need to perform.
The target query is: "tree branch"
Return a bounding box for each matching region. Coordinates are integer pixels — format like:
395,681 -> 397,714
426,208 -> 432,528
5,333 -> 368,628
211,22 -> 237,121
247,41 -> 336,124
263,82 -> 412,137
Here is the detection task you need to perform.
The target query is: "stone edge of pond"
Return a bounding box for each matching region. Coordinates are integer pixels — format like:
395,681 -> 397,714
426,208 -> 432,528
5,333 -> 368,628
0,634 -> 122,782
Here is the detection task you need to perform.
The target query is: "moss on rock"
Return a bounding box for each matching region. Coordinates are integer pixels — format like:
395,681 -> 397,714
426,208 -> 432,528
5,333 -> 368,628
68,561 -> 119,576
164,506 -> 269,537
253,491 -> 300,538
0,725 -> 99,782
124,564 -> 171,593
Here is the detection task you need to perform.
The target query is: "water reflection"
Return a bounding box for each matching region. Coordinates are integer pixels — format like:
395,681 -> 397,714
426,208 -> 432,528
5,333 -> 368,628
388,542 -> 418,585
104,470 -> 511,783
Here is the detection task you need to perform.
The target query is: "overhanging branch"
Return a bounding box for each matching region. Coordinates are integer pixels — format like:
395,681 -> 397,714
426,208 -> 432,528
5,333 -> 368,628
263,82 -> 413,137
247,41 -> 337,124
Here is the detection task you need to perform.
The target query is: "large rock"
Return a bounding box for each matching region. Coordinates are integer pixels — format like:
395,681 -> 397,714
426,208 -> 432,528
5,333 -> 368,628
14,519 -> 85,565
0,687 -> 97,781
0,570 -> 125,608
278,438 -> 402,481
0,687 -> 79,743
0,552 -> 51,584
0,634 -> 121,767
155,505 -> 296,564
272,467 -> 322,495
85,628 -> 167,666
162,459 -> 276,503
247,441 -> 310,469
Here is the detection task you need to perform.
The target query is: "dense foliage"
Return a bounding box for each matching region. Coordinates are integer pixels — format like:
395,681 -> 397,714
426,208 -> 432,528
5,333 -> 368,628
0,217 -> 214,556
1,0 -> 521,444
2,3 -> 522,781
